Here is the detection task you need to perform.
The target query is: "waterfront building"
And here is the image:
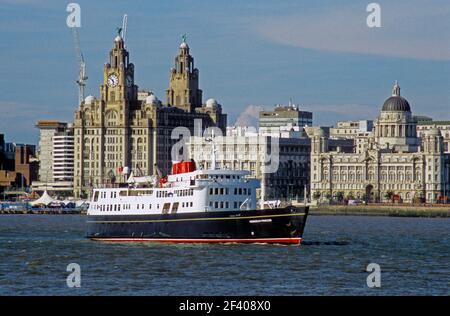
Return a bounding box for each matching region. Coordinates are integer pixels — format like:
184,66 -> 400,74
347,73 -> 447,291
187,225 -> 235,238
330,120 -> 373,139
32,121 -> 75,194
187,132 -> 310,200
187,126 -> 352,201
308,82 -> 450,204
73,34 -> 226,198
259,103 -> 312,136
14,145 -> 38,188
0,141 -> 38,194
417,120 -> 450,153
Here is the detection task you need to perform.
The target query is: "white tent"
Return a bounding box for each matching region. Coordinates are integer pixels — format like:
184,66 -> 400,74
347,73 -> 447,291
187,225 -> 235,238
30,191 -> 56,206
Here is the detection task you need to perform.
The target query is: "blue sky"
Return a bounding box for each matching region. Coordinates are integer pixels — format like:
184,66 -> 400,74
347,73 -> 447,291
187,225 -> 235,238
1,0 -> 450,144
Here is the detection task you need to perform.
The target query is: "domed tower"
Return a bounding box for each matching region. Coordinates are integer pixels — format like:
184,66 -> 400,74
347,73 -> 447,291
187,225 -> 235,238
166,35 -> 202,112
374,81 -> 419,152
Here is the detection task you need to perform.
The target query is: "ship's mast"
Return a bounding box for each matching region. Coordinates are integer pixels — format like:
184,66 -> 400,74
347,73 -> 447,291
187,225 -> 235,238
210,129 -> 217,170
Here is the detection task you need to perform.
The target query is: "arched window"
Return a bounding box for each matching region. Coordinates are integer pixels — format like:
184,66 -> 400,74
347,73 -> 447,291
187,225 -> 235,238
106,111 -> 118,127
349,172 -> 354,182
406,173 -> 412,182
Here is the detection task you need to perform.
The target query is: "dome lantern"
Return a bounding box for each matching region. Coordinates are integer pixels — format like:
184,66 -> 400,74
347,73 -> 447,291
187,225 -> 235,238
381,81 -> 411,112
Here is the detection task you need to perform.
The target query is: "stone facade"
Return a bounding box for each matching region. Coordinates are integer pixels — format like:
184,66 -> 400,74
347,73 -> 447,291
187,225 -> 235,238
308,83 -> 450,204
73,35 -> 226,198
417,120 -> 450,153
330,120 -> 373,139
186,133 -> 311,201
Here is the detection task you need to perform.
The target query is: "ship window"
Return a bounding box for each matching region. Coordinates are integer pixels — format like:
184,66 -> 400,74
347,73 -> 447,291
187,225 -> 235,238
220,188 -> 224,195
234,202 -> 238,208
142,204 -> 144,209
239,188 -> 242,195
215,201 -> 219,208
243,188 -> 247,195
226,202 -> 229,208
234,188 -> 237,194
162,203 -> 170,214
137,204 -> 139,210
226,188 -> 229,194
172,202 -> 179,214
220,201 -> 224,208
93,191 -> 99,202
118,205 -> 121,211
210,188 -> 213,195
248,189 -> 251,195
215,188 -> 219,195
210,201 -> 213,207
226,175 -> 230,179
190,202 -> 193,207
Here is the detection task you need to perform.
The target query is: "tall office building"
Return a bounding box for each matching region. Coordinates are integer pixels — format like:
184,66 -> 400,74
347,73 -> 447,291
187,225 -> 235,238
32,121 -> 74,193
259,103 -> 312,136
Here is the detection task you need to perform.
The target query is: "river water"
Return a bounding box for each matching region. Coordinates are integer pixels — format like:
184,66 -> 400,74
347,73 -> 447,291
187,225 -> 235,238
0,215 -> 448,295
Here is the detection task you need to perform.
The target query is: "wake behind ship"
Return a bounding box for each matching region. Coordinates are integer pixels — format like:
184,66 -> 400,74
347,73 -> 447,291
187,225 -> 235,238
86,157 -> 308,245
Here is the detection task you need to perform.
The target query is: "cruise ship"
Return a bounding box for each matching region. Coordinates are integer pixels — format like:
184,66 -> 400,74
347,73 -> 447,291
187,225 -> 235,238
86,142 -> 309,245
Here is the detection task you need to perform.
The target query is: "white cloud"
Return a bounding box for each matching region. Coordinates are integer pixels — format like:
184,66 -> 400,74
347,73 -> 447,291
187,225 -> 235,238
253,0 -> 450,61
234,105 -> 264,127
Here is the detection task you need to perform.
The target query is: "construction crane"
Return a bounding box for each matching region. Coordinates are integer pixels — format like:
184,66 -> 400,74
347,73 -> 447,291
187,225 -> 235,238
71,27 -> 88,105
121,14 -> 128,46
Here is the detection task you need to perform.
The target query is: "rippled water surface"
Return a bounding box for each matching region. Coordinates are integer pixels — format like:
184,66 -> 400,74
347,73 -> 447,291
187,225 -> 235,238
0,215 -> 448,295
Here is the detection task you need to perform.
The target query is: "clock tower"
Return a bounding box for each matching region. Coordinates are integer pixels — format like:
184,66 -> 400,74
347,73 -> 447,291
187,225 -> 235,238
100,34 -> 138,110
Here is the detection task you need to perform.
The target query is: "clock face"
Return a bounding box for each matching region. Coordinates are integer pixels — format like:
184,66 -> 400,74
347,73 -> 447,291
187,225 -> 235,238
107,74 -> 119,87
125,75 -> 133,87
